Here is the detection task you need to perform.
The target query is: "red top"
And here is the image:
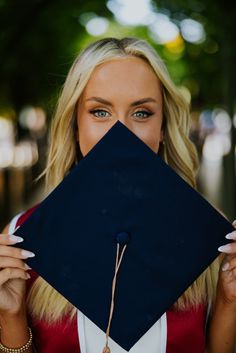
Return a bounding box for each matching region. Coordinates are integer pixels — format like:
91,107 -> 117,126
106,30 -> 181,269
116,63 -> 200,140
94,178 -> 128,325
17,205 -> 207,353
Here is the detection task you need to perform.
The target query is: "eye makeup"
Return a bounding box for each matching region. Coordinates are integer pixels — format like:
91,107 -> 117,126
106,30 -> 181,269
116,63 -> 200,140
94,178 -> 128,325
89,109 -> 154,120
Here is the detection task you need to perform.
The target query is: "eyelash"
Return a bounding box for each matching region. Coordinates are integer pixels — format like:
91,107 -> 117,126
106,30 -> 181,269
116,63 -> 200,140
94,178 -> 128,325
89,109 -> 153,120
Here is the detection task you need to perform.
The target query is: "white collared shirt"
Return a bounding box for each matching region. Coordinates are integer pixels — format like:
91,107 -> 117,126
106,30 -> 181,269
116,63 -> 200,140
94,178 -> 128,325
77,310 -> 167,353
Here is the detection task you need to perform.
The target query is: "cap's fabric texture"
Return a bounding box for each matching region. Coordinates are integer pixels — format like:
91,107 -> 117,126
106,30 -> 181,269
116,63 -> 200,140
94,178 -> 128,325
14,207 -> 207,353
15,120 -> 233,350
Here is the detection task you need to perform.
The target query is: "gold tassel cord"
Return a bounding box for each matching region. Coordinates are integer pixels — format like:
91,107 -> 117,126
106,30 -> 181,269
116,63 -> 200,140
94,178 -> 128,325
102,243 -> 127,353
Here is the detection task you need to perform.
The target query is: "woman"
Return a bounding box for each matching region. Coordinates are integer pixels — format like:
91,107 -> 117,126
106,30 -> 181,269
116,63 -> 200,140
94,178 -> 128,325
0,37 -> 236,353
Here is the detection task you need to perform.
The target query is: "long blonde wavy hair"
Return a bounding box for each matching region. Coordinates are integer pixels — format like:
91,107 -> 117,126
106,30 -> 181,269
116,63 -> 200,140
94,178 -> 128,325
27,36 -> 220,323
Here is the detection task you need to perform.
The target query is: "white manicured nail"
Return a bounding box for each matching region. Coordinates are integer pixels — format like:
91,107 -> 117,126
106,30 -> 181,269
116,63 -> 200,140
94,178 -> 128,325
218,244 -> 232,253
225,232 -> 236,239
9,235 -> 24,243
25,264 -> 32,270
21,250 -> 35,258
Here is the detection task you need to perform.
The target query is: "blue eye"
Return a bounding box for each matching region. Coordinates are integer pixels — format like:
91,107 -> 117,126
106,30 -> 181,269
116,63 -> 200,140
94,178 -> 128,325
89,109 -> 153,120
89,109 -> 109,118
133,110 -> 153,119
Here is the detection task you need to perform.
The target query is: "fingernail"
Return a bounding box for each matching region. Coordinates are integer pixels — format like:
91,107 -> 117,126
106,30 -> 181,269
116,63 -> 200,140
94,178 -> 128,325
21,250 -> 35,258
218,244 -> 232,253
26,273 -> 31,279
225,232 -> 236,239
25,264 -> 32,270
222,262 -> 229,271
9,235 -> 24,243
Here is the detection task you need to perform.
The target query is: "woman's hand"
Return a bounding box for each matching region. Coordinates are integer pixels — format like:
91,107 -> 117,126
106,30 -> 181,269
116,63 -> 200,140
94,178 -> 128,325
0,230 -> 35,316
217,220 -> 236,304
205,220 -> 236,353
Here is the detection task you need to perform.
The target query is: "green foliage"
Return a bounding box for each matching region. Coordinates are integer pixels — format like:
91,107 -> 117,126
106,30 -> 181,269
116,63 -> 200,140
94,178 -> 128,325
0,0 -> 235,114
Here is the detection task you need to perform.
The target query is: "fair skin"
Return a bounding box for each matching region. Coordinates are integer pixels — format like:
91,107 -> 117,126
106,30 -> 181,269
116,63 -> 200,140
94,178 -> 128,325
77,57 -> 164,155
0,57 -> 235,352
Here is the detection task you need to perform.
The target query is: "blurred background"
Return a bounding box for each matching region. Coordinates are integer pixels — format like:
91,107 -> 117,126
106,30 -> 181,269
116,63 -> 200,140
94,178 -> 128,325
0,0 -> 236,229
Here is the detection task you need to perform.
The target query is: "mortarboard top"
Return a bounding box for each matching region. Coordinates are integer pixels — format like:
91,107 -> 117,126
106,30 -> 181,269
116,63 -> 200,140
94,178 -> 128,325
14,120 -> 234,351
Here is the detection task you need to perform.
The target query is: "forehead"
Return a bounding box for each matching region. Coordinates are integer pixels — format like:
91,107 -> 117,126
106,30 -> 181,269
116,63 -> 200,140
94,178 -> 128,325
81,56 -> 162,100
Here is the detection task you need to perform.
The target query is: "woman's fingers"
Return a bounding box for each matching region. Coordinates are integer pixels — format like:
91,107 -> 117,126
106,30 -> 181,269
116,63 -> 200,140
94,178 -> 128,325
218,227 -> 236,254
0,233 -> 35,259
225,230 -> 236,240
0,256 -> 31,271
0,268 -> 30,286
0,245 -> 35,259
0,233 -> 24,245
0,229 -> 32,294
218,241 -> 236,254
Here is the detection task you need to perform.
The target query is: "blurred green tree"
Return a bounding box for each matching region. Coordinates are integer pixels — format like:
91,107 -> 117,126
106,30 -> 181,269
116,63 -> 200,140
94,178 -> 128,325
0,0 -> 109,111
156,0 -> 236,219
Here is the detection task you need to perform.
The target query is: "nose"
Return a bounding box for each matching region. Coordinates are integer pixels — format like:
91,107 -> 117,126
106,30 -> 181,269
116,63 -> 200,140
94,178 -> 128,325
115,115 -> 132,130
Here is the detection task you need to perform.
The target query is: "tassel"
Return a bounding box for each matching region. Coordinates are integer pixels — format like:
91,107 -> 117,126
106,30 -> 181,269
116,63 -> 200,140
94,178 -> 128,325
102,236 -> 128,353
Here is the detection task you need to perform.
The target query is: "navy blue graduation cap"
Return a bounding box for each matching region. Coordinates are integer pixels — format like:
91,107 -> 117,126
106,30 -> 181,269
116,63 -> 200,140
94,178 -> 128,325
14,120 -> 233,351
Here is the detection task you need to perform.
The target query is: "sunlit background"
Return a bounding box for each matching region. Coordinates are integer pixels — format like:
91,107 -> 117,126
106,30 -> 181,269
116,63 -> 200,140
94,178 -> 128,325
0,0 -> 236,229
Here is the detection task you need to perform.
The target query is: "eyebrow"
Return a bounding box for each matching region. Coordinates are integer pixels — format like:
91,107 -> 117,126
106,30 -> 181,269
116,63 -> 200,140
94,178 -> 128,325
85,96 -> 157,107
